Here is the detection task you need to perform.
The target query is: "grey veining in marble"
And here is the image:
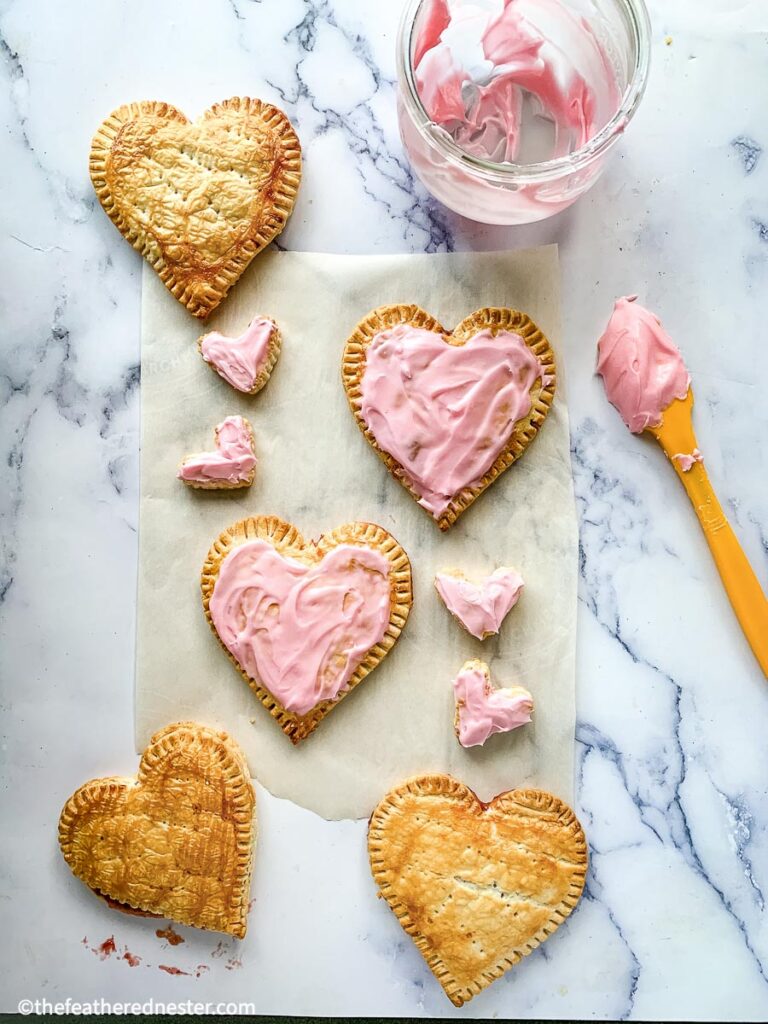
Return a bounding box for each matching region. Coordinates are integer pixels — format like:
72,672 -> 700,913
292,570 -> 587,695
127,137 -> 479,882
1,0 -> 767,1018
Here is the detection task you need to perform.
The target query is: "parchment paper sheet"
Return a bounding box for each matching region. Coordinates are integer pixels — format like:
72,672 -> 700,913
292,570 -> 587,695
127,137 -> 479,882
136,247 -> 577,820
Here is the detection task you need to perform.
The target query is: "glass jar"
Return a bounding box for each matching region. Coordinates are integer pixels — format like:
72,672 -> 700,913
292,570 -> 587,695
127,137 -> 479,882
397,0 -> 651,225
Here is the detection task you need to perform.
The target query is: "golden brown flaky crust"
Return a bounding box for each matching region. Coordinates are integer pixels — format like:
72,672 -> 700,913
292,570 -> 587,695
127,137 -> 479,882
342,305 -> 556,530
178,417 -> 256,491
198,318 -> 282,396
58,722 -> 256,938
201,515 -> 413,744
368,775 -> 587,1006
90,98 -> 301,318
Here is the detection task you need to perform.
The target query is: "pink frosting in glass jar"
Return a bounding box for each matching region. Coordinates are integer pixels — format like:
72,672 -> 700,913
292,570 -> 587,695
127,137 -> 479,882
177,416 -> 256,485
209,540 -> 392,716
359,323 -> 547,518
413,0 -> 621,163
435,566 -> 524,639
596,296 -> 691,433
453,660 -> 533,747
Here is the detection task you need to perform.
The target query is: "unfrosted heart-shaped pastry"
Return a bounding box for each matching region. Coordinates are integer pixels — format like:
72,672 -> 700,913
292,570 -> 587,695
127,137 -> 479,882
369,775 -> 587,1006
435,566 -> 524,639
342,305 -> 555,530
90,98 -> 301,318
452,659 -> 533,747
58,722 -> 255,937
202,516 -> 413,743
178,415 -> 256,489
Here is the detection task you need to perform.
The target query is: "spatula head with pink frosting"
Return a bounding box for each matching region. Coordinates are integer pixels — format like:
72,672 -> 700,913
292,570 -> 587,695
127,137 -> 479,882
596,295 -> 768,678
596,296 -> 691,437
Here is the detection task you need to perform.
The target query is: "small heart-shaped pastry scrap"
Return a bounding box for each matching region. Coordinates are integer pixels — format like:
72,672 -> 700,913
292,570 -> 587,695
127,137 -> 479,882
435,566 -> 524,639
58,722 -> 255,938
368,775 -> 587,1006
90,98 -> 301,318
178,415 -> 256,489
342,305 -> 555,530
453,659 -> 533,748
200,315 -> 281,395
202,516 -> 412,743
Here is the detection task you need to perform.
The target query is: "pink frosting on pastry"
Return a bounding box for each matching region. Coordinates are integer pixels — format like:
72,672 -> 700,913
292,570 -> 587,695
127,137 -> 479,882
435,566 -> 524,639
453,661 -> 533,748
178,416 -> 256,485
359,324 -> 547,517
596,296 -> 691,434
209,540 -> 392,716
200,316 -> 276,393
673,449 -> 703,472
413,0 -> 620,163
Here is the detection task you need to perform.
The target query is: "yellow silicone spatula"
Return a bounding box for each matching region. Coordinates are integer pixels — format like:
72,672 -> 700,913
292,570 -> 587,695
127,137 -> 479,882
648,390 -> 768,676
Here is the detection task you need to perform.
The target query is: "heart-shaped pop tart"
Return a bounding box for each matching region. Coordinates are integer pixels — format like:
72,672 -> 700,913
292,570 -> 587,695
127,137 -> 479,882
452,659 -> 533,747
90,98 -> 301,318
178,415 -> 256,489
202,516 -> 413,743
199,315 -> 281,394
58,722 -> 255,938
342,305 -> 556,530
369,775 -> 587,1006
435,566 -> 524,639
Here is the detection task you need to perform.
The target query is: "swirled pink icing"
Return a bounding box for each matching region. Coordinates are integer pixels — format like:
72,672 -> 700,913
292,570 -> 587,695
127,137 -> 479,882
359,324 -> 547,517
178,416 -> 256,485
413,0 -> 620,163
435,566 -> 524,639
453,661 -> 533,748
673,449 -> 703,472
596,296 -> 691,433
209,540 -> 392,716
200,316 -> 277,393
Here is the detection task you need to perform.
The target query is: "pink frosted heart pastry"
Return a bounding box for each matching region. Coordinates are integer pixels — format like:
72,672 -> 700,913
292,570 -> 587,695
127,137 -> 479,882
178,415 -> 256,489
210,541 -> 390,717
199,315 -> 281,394
202,516 -> 413,743
359,326 -> 545,518
453,660 -> 533,748
342,306 -> 555,530
435,566 -> 524,639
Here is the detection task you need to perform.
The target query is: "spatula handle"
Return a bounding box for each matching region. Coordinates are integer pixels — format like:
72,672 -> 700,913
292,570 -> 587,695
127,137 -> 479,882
675,461 -> 768,676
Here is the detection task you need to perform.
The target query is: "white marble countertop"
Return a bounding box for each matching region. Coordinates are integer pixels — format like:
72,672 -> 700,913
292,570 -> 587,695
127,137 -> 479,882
2,0 -> 768,1018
